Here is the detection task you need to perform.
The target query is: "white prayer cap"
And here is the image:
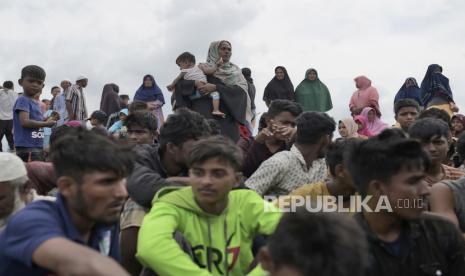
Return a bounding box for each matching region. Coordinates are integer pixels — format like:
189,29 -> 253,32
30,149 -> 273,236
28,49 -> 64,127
76,76 -> 88,82
0,153 -> 27,182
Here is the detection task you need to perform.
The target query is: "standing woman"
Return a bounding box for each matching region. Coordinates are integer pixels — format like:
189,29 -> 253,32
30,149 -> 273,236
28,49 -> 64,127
99,83 -> 121,127
294,68 -> 332,112
134,75 -> 166,128
420,64 -> 458,117
349,76 -> 380,116
173,40 -> 250,142
394,77 -> 422,106
263,66 -> 295,107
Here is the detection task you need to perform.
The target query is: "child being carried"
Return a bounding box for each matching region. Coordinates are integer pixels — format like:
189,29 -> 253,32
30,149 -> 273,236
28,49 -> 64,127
167,52 -> 225,118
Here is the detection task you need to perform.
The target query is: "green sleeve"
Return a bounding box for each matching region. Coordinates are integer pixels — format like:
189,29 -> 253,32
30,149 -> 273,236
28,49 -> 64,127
136,202 -> 212,276
243,191 -> 282,235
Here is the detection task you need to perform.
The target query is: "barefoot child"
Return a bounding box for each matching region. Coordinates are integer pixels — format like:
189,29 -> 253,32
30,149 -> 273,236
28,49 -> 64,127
167,52 -> 226,117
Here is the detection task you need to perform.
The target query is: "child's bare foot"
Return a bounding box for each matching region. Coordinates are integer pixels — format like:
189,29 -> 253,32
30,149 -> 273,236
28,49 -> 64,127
212,110 -> 226,118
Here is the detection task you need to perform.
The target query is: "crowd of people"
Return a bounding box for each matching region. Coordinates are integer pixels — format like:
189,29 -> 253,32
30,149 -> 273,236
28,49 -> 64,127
1,40 -> 465,276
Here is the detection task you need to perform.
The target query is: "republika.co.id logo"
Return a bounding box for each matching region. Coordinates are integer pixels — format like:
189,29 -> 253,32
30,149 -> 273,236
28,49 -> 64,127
265,195 -> 426,213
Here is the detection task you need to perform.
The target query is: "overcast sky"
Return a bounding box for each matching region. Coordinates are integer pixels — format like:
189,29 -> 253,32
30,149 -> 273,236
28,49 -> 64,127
1,0 -> 465,132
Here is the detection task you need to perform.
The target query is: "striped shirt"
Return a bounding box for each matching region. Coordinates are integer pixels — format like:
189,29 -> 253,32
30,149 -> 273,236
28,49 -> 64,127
424,164 -> 465,186
65,84 -> 87,120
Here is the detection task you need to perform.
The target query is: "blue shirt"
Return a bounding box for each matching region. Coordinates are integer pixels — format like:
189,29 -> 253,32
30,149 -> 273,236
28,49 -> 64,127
13,95 -> 44,148
53,93 -> 68,126
0,194 -> 121,276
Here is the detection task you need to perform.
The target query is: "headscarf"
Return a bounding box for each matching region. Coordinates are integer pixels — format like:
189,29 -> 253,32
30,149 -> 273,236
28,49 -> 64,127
351,76 -> 381,116
420,64 -> 453,106
100,83 -> 121,116
134,75 -> 165,104
295,68 -> 332,112
206,40 -> 252,122
206,41 -> 248,94
354,115 -> 373,137
360,107 -> 389,136
394,77 -> 422,105
451,114 -> 465,137
263,66 -> 295,104
339,118 -> 359,138
241,67 -> 253,84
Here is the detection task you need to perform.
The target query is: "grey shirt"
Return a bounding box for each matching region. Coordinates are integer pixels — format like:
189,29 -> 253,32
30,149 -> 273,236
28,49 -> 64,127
443,178 -> 465,232
0,89 -> 18,120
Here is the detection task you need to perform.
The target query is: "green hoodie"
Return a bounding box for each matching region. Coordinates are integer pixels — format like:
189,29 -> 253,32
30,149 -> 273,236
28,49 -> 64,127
137,186 -> 282,276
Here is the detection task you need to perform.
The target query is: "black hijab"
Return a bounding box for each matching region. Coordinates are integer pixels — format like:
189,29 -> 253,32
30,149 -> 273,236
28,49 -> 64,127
100,83 -> 121,116
420,64 -> 453,106
263,66 -> 295,104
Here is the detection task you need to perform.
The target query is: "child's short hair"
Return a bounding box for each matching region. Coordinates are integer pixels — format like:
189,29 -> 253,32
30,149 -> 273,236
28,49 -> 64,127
187,136 -> 243,172
2,81 -> 13,89
176,52 -> 196,65
394,98 -> 420,116
124,111 -> 158,132
267,209 -> 369,276
50,86 -> 60,92
50,128 -> 135,182
128,101 -> 148,114
119,94 -> 130,101
21,65 -> 46,80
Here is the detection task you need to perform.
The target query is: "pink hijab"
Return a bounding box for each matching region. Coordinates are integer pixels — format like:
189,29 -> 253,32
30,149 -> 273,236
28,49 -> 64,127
350,76 -> 381,116
360,107 -> 389,136
354,115 -> 373,137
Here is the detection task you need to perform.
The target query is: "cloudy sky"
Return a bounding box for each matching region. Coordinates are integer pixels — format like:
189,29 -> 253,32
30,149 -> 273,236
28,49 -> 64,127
1,0 -> 465,134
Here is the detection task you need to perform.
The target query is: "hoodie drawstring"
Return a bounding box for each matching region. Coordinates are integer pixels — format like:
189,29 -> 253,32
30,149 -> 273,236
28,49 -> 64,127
207,218 -> 212,272
224,218 -> 229,276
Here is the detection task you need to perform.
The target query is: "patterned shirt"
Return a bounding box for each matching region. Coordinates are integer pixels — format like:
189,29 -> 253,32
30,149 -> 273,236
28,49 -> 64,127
424,164 -> 465,186
245,145 -> 328,196
65,84 -> 87,120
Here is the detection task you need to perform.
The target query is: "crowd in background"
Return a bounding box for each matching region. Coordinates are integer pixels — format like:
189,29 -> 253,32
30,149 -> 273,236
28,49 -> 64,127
1,40 -> 465,276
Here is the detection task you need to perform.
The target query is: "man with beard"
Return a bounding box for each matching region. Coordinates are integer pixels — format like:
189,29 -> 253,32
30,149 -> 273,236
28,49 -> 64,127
0,129 -> 134,275
246,112 -> 334,197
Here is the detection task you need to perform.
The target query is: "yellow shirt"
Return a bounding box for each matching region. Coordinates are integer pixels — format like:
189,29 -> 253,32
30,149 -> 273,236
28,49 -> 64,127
275,182 -> 357,214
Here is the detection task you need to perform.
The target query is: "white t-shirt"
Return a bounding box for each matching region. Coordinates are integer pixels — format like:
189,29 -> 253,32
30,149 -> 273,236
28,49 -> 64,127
0,89 -> 18,120
181,65 -> 207,83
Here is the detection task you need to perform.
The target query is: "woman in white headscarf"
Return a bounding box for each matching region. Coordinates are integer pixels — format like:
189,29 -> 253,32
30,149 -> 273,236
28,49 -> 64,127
173,40 -> 251,141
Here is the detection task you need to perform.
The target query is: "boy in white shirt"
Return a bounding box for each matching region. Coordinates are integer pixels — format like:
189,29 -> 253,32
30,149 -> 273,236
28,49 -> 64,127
167,52 -> 225,117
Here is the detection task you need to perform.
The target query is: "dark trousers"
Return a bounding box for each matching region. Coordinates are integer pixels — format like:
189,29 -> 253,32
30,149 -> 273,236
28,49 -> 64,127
15,147 -> 45,162
0,119 -> 14,151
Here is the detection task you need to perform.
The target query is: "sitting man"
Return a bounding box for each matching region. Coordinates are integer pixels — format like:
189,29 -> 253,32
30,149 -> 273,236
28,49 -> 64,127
121,108 -> 211,275
0,129 -> 134,275
137,136 -> 282,275
348,134 -> 465,275
0,153 -> 29,231
250,210 -> 369,276
246,112 -> 335,197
